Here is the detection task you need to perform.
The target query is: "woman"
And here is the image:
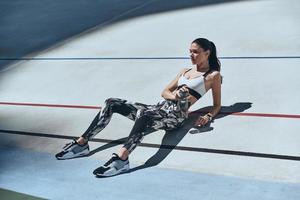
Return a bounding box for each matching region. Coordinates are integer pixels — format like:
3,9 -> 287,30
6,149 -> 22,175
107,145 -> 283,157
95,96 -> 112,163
55,38 -> 222,177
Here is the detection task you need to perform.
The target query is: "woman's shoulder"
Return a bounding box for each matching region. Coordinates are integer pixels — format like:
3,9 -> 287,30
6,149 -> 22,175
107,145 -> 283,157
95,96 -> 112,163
208,70 -> 221,78
206,70 -> 222,82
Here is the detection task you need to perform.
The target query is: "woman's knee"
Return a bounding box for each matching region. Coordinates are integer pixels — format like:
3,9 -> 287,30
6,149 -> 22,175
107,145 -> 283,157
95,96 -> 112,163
104,98 -> 135,117
105,98 -> 121,105
136,108 -> 149,118
105,98 -> 127,108
134,111 -> 152,130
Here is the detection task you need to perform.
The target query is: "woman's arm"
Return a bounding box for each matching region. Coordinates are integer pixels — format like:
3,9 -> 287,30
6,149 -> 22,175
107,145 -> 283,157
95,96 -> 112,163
196,71 -> 222,126
161,68 -> 188,100
208,71 -> 222,117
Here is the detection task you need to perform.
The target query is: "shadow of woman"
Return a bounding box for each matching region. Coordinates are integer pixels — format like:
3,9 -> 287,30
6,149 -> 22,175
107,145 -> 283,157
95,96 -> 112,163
128,102 -> 252,173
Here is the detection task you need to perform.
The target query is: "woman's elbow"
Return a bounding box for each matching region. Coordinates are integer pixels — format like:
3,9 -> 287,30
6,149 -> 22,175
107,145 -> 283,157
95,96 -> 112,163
214,104 -> 221,112
161,90 -> 167,98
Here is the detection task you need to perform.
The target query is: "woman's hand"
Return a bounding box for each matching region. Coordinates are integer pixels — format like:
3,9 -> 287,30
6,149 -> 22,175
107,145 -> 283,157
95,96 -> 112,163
195,113 -> 213,127
175,86 -> 189,99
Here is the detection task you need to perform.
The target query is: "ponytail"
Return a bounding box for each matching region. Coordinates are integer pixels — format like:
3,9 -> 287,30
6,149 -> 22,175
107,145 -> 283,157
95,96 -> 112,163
208,41 -> 221,72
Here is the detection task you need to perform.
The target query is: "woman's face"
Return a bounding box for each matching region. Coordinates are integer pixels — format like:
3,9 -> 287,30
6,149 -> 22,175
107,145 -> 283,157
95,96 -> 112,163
189,42 -> 210,65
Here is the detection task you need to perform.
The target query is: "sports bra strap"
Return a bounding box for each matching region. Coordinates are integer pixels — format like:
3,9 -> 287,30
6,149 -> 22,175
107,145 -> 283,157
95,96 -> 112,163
203,70 -> 211,77
183,68 -> 211,77
183,68 -> 192,76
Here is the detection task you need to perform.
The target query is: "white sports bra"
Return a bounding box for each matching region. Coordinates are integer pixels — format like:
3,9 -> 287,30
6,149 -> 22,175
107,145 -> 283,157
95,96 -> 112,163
177,68 -> 208,99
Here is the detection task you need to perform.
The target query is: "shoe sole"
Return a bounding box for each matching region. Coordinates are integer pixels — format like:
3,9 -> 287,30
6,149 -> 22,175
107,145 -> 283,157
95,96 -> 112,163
95,166 -> 129,177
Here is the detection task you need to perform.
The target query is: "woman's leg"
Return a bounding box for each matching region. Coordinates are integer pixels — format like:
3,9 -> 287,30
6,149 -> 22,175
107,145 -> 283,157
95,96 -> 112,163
93,109 -> 154,176
120,103 -> 185,159
93,101 -> 186,176
121,114 -> 151,157
56,98 -> 148,160
80,98 -> 139,141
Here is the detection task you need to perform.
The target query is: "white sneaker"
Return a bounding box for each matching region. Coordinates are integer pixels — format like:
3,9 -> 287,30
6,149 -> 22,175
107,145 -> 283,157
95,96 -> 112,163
93,153 -> 129,177
55,139 -> 90,160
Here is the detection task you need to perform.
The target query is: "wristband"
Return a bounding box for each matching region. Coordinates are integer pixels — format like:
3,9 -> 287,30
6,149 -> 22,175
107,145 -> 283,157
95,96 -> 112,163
205,113 -> 213,121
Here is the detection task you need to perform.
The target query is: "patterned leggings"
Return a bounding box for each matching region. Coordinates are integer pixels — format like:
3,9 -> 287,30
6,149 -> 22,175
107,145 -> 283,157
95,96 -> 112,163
81,98 -> 186,153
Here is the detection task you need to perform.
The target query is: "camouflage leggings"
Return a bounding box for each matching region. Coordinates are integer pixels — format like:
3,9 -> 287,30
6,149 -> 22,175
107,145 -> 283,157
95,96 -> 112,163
81,98 -> 186,153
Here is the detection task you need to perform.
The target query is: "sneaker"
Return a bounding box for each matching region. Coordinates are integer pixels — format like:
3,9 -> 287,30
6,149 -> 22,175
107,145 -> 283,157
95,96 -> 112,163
93,153 -> 129,177
55,139 -> 90,160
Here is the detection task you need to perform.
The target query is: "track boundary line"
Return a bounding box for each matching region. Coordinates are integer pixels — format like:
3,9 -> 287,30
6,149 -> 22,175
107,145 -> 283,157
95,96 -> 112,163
1,56 -> 300,61
1,129 -> 299,161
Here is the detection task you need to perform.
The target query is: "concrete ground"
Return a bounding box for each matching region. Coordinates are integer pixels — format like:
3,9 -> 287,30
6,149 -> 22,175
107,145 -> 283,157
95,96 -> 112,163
0,0 -> 300,199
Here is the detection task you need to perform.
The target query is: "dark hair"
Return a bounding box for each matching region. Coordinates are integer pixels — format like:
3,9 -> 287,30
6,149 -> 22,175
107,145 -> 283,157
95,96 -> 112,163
192,38 -> 221,72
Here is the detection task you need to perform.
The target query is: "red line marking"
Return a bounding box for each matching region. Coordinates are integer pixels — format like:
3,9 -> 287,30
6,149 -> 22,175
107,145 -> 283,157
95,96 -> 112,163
0,101 -> 299,119
223,112 -> 300,119
0,102 -> 101,110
